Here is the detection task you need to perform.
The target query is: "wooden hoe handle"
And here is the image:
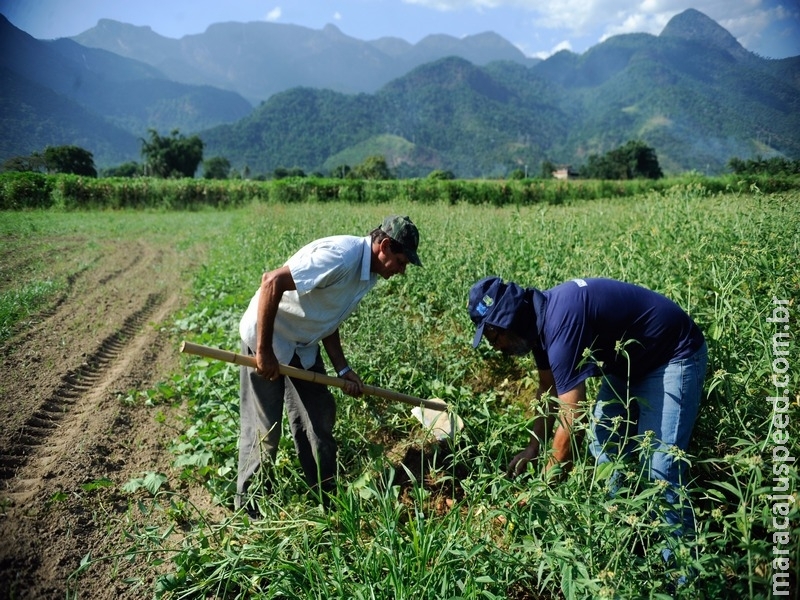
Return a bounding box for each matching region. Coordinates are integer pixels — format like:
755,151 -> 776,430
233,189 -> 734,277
180,341 -> 448,411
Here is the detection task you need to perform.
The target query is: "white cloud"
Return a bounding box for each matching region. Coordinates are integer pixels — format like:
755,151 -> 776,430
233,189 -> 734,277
333,11 -> 342,21
599,11 -> 672,42
402,0 -> 796,55
265,7 -> 282,22
530,39 -> 573,59
530,0 -> 692,36
402,0 -> 503,11
405,0 -> 785,38
720,8 -> 773,51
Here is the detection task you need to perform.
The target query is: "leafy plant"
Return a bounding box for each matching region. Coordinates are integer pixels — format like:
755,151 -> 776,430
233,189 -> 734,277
123,472 -> 169,496
57,187 -> 799,599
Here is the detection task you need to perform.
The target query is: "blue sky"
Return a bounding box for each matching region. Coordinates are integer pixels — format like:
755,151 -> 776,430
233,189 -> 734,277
1,0 -> 798,59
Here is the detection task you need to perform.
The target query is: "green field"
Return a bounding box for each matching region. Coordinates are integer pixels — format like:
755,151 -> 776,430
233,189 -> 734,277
6,184 -> 798,598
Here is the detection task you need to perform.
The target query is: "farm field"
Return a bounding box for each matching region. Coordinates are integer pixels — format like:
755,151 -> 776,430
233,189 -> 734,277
0,185 -> 797,599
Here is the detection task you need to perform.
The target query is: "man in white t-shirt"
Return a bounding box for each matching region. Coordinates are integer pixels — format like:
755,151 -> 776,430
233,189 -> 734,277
237,215 -> 422,513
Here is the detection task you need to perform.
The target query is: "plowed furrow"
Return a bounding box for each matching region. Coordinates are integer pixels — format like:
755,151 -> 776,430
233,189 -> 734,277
0,293 -> 164,482
98,253 -> 142,285
8,268 -> 88,336
0,455 -> 24,469
3,245 -> 145,353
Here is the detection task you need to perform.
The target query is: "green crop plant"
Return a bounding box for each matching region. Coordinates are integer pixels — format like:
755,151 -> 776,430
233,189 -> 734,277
30,184 -> 796,598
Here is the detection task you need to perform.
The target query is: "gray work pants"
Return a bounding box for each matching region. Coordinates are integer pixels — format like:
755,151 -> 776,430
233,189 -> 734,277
235,341 -> 337,508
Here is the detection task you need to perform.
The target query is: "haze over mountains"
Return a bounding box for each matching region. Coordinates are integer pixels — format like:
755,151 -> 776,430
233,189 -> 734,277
72,18 -> 537,104
1,9 -> 798,177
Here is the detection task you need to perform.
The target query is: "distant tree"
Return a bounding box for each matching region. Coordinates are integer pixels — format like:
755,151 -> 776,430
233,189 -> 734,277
351,155 -> 392,180
727,157 -> 746,174
508,168 -> 525,180
582,153 -> 616,180
540,160 -> 557,179
728,155 -> 800,176
102,162 -> 142,178
626,141 -> 662,179
2,153 -> 45,173
272,166 -> 307,179
203,156 -> 231,180
141,129 -> 203,178
42,146 -> 97,177
427,169 -> 455,180
331,165 -> 351,179
581,140 -> 662,180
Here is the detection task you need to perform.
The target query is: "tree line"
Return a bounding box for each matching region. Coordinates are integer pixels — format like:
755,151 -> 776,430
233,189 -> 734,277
4,131 -> 796,182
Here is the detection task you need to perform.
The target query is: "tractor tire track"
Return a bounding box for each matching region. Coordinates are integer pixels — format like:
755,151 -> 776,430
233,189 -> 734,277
0,235 -> 197,600
0,293 -> 164,484
0,242 -> 155,446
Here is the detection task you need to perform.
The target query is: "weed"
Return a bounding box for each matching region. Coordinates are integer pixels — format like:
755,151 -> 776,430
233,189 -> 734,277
56,188 -> 800,598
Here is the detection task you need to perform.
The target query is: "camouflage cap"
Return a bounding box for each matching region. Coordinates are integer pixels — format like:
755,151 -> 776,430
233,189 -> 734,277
380,215 -> 422,267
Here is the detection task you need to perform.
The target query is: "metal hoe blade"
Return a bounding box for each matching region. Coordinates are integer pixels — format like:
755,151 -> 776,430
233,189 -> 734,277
411,406 -> 465,441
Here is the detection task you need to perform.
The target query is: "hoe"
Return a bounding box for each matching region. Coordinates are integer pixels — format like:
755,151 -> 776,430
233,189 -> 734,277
180,341 -> 464,440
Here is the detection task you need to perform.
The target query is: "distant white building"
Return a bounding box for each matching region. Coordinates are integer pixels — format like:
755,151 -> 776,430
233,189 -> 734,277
552,166 -> 579,180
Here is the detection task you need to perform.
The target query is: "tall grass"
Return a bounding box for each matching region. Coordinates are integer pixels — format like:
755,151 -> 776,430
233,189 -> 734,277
2,172 -> 798,210
52,186 -> 799,598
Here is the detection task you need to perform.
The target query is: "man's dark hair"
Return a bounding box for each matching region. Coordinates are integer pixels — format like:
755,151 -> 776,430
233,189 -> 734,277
370,228 -> 404,254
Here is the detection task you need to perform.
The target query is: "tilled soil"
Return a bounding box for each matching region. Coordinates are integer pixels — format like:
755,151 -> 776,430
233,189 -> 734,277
0,235 -> 204,600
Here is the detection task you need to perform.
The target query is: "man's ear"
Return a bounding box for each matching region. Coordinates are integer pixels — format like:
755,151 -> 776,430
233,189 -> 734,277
378,237 -> 392,252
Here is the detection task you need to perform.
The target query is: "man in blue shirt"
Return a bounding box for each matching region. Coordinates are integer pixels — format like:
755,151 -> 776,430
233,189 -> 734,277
468,276 -> 707,538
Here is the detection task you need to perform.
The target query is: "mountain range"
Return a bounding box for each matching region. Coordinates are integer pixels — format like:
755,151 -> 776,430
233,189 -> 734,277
72,18 -> 536,104
1,9 -> 798,177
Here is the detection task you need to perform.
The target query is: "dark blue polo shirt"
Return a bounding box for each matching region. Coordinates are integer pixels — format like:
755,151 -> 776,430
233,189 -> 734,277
532,278 -> 705,394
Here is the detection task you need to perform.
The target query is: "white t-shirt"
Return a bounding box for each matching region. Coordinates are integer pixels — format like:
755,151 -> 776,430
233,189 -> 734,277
239,235 -> 377,368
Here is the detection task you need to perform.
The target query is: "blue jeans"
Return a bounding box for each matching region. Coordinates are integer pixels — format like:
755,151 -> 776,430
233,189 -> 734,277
589,342 -> 708,536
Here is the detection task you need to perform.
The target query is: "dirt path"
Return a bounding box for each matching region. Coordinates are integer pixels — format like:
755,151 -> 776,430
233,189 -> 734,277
0,236 -> 201,600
